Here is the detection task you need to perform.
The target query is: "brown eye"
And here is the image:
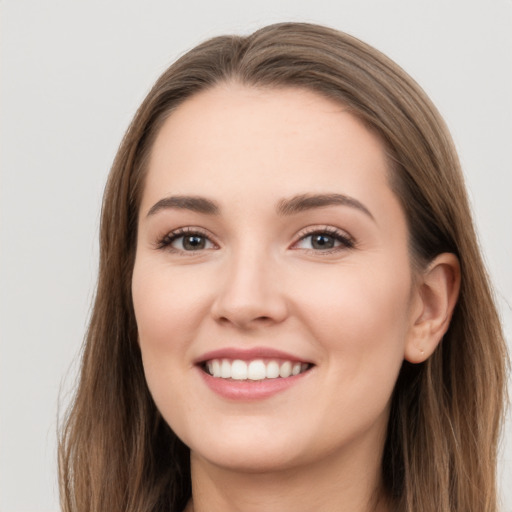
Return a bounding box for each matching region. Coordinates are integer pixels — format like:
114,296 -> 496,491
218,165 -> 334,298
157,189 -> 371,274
157,229 -> 216,252
172,233 -> 214,251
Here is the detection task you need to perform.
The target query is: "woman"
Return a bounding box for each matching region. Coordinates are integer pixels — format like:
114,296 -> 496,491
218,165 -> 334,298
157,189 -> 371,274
59,22 -> 508,512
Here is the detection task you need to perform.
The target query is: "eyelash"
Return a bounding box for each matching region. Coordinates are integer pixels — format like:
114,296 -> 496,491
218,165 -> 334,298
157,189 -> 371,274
292,226 -> 355,254
155,226 -> 355,254
156,227 -> 217,253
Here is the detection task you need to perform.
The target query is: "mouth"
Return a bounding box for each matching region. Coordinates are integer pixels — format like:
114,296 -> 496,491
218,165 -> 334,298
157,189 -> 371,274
195,348 -> 315,399
200,358 -> 313,381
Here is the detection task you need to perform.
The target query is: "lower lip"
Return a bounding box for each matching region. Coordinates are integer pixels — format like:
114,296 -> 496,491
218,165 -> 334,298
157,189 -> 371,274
197,367 -> 311,400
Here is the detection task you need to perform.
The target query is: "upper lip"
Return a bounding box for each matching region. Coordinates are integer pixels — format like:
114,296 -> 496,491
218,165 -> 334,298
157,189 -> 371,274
194,347 -> 313,365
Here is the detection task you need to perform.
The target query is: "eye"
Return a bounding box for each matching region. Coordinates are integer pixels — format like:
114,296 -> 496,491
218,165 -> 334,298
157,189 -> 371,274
174,234 -> 213,251
293,228 -> 354,252
157,228 -> 216,252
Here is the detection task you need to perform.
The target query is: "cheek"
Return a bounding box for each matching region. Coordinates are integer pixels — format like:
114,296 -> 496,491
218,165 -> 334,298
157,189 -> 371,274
131,261 -> 200,409
291,261 -> 412,369
131,261 -> 205,428
132,261 -> 208,350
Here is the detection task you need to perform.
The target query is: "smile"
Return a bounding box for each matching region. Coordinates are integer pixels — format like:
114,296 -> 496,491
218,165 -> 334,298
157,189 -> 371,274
195,348 -> 314,399
203,358 -> 311,381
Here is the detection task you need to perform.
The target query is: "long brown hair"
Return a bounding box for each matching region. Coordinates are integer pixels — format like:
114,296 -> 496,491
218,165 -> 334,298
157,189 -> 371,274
59,22 -> 508,512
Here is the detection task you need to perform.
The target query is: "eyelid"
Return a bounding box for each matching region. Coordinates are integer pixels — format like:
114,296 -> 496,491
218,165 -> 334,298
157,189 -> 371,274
155,226 -> 219,252
290,225 -> 355,251
154,224 -> 354,254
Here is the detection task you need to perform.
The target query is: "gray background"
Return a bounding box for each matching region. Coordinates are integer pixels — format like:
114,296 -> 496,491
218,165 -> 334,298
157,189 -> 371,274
1,1 -> 511,510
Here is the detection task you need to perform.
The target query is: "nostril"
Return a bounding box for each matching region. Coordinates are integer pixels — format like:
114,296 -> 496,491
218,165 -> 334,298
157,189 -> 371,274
210,285 -> 289,327
216,314 -> 274,328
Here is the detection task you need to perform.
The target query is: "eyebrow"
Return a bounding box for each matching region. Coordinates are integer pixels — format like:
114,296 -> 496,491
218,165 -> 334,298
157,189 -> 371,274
147,195 -> 220,216
276,193 -> 374,220
146,192 -> 374,220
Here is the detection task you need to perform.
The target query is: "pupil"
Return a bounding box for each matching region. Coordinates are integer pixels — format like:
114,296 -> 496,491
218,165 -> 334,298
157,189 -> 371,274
183,235 -> 205,250
312,234 -> 334,250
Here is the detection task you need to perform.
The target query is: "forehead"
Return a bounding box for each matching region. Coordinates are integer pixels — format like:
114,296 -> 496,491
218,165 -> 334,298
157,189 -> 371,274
142,84 -> 395,216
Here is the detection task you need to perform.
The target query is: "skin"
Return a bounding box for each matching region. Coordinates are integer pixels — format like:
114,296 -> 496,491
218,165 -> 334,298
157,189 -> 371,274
132,84 -> 460,512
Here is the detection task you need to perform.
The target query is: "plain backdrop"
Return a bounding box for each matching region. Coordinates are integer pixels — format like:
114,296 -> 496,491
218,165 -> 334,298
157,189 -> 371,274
1,1 -> 511,510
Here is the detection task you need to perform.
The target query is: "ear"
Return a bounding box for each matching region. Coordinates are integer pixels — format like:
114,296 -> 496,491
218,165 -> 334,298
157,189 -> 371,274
405,253 -> 461,364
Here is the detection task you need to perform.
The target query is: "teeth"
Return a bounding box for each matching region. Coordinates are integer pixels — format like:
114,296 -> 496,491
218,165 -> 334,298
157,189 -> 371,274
204,358 -> 309,381
212,359 -> 221,377
266,360 -> 280,379
231,360 -> 247,380
221,359 -> 231,378
248,360 -> 266,380
279,361 -> 292,378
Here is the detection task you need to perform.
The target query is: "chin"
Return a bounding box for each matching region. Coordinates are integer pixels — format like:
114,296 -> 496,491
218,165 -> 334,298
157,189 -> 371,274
191,443 -> 303,474
183,420 -> 313,473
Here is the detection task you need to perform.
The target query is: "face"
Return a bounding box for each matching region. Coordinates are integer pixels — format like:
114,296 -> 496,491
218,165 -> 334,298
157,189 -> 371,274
132,84 -> 420,474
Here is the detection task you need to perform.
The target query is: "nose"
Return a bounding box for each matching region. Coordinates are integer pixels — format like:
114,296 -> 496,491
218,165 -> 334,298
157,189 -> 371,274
210,249 -> 289,329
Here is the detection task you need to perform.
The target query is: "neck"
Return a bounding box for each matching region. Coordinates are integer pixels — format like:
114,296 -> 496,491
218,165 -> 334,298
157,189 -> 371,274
186,439 -> 391,512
